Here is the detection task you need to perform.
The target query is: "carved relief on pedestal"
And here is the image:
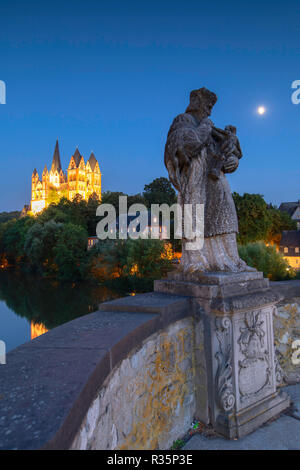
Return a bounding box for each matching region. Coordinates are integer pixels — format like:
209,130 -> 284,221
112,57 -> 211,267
238,310 -> 272,403
215,316 -> 235,412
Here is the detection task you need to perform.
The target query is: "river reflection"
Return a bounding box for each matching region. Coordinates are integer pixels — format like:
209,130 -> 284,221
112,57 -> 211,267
0,270 -> 122,352
31,322 -> 48,339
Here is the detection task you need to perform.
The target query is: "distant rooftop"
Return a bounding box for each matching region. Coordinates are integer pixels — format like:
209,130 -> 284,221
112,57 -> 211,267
280,230 -> 300,248
279,201 -> 300,217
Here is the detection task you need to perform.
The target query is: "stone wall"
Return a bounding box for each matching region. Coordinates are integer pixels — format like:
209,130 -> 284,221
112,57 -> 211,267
1,283 -> 299,450
271,281 -> 300,384
0,292 -> 196,450
71,318 -> 199,450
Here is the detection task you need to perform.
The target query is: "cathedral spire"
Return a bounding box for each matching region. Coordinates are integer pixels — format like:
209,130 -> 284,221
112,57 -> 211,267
88,152 -> 97,171
51,140 -> 62,172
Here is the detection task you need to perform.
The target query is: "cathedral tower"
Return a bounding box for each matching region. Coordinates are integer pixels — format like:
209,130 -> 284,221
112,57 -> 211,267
30,141 -> 102,214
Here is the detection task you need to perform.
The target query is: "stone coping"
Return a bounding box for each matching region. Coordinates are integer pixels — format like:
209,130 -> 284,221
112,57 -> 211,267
0,293 -> 190,450
168,270 -> 264,285
270,279 -> 300,300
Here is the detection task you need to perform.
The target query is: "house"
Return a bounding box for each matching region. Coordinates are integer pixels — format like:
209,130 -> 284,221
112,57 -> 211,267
279,230 -> 300,268
279,201 -> 300,229
87,236 -> 99,250
116,212 -> 168,240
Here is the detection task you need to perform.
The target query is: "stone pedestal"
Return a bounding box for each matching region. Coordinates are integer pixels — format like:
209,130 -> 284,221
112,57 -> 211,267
154,270 -> 290,439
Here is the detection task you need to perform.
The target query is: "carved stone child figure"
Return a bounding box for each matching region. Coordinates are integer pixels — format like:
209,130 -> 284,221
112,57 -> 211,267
208,125 -> 242,181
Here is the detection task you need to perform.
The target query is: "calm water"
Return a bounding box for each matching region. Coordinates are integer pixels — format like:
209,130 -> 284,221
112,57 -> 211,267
0,270 -> 122,352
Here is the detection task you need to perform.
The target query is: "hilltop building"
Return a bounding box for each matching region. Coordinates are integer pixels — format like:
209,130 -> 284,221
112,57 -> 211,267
279,230 -> 300,269
30,140 -> 101,214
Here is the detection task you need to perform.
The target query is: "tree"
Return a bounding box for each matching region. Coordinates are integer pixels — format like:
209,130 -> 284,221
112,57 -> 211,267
101,191 -> 126,216
0,216 -> 34,263
86,194 -> 101,236
36,196 -> 100,236
92,239 -> 130,278
127,193 -> 147,208
143,177 -> 177,207
233,193 -> 297,246
126,239 -> 173,278
24,220 -> 63,274
266,205 -> 297,245
91,238 -> 173,280
100,191 -> 147,217
0,211 -> 21,224
54,223 -> 89,281
24,220 -> 89,280
233,193 -> 272,245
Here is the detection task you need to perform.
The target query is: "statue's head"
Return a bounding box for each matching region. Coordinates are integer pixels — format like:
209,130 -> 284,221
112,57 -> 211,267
186,87 -> 217,119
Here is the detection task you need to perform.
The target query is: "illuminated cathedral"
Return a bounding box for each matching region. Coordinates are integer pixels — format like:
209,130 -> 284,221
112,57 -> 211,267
30,140 -> 101,214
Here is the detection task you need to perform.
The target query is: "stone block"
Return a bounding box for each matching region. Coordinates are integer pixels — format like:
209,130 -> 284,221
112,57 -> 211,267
155,271 -> 290,439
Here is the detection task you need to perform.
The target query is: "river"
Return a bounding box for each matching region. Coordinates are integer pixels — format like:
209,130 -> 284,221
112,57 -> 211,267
0,270 -> 123,352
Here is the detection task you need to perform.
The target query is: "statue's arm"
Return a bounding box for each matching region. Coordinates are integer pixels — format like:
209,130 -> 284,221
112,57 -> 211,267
165,115 -> 212,189
177,116 -> 212,160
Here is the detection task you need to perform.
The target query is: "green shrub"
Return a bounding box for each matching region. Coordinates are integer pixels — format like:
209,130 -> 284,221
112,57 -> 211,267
238,242 -> 293,281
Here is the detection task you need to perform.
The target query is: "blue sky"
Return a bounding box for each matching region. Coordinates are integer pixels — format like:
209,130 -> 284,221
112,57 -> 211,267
1,0 -> 300,211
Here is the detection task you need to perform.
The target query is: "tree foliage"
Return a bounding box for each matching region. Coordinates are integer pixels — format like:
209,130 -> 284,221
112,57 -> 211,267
0,216 -> 35,263
24,220 -> 89,280
92,238 -> 173,281
233,192 -> 296,245
233,193 -> 271,245
266,205 -> 297,245
143,177 -> 177,207
101,191 -> 147,216
0,211 -> 21,224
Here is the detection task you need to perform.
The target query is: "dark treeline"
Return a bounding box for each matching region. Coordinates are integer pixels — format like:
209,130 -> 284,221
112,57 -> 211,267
0,270 -> 120,330
0,184 -> 296,283
0,178 -> 176,283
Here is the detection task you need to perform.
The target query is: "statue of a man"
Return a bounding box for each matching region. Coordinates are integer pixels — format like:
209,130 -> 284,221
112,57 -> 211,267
164,87 -> 253,273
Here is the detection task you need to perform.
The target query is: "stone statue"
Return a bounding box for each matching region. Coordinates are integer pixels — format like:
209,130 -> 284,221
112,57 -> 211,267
164,87 -> 254,273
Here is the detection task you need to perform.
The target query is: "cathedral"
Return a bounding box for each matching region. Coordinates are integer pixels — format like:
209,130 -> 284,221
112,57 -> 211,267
30,140 -> 101,214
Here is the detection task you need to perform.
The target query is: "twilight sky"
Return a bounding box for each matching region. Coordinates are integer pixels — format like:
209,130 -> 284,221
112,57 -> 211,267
1,0 -> 300,211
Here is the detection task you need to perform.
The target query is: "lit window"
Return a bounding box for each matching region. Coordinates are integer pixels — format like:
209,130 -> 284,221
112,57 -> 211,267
284,247 -> 288,253
296,247 -> 299,253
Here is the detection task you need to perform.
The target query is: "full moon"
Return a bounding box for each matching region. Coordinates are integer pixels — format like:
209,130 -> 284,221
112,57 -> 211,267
257,106 -> 266,115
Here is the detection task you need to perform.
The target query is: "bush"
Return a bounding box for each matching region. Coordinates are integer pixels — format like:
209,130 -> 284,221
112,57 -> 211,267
92,238 -> 174,284
126,239 -> 173,278
238,242 -> 293,281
